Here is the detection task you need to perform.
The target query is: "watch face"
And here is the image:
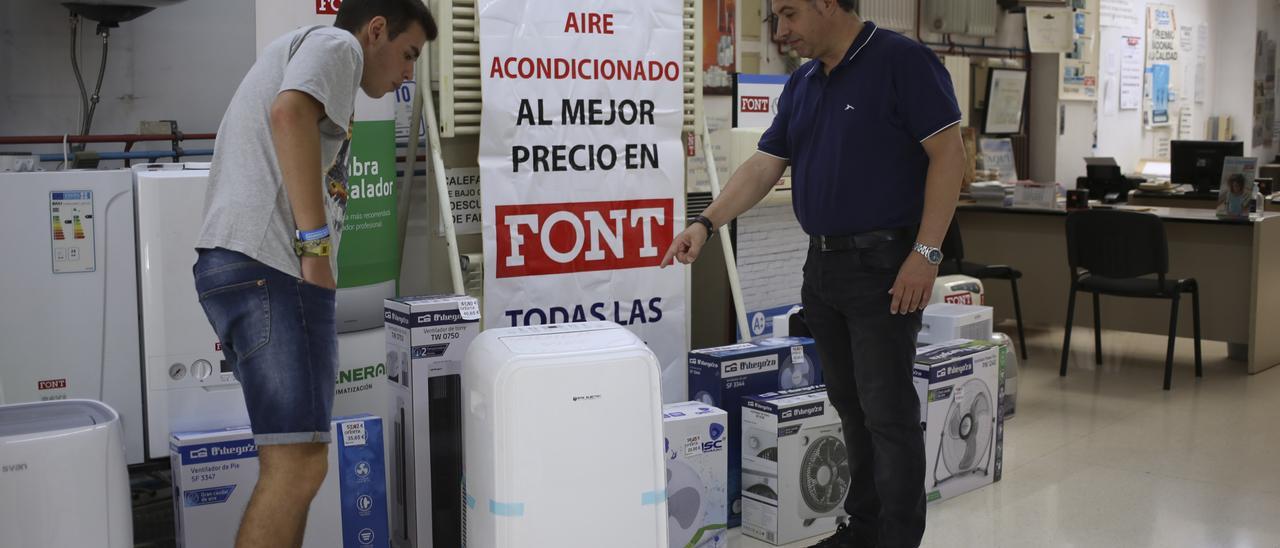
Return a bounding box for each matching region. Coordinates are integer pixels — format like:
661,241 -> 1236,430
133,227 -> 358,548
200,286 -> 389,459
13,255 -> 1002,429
928,249 -> 943,263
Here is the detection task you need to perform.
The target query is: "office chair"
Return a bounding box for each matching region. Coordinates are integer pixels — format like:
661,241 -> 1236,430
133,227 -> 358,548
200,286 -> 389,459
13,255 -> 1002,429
1060,210 -> 1202,390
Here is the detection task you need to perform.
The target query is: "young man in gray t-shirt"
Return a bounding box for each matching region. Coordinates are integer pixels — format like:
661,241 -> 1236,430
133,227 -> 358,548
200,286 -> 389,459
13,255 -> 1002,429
192,1 -> 435,546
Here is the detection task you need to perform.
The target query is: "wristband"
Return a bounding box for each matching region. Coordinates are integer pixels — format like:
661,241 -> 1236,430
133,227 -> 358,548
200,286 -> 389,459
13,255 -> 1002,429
295,225 -> 330,242
294,237 -> 331,257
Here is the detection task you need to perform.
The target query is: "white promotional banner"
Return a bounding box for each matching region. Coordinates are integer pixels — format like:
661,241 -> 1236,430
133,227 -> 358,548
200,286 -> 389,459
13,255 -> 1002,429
479,0 -> 688,401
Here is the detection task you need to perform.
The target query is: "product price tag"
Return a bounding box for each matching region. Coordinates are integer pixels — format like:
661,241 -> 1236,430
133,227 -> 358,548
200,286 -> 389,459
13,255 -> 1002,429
791,345 -> 805,365
342,421 -> 367,447
683,435 -> 703,457
459,299 -> 481,320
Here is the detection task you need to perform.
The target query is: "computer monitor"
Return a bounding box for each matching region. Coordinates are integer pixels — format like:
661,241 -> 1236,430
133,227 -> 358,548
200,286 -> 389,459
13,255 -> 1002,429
1171,140 -> 1244,194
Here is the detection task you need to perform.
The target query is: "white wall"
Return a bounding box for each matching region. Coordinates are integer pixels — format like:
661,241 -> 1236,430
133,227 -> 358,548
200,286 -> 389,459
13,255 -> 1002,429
0,0 -> 255,143
1213,0 -> 1257,153
1092,0 -> 1223,178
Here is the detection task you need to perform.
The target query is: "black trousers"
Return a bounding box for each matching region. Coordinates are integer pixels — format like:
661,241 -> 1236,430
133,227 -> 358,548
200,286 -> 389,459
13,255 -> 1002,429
801,235 -> 926,548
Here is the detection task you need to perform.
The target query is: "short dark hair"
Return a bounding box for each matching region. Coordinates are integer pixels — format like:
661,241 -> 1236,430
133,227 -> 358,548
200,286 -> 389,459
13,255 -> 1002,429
335,0 -> 439,41
837,0 -> 858,12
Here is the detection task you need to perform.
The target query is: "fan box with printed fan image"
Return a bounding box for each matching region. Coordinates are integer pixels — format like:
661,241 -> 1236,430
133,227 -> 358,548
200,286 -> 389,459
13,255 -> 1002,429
740,386 -> 851,545
914,340 -> 1006,505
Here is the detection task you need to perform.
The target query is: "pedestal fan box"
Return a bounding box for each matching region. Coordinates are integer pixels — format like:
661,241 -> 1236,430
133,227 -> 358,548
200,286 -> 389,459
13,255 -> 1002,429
913,340 -> 1004,505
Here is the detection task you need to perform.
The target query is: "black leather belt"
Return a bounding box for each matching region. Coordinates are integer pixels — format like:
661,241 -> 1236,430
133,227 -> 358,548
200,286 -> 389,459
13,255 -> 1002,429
810,227 -> 911,252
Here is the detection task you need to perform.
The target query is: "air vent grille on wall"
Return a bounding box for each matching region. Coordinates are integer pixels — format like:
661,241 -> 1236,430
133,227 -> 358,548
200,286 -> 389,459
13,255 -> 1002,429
919,0 -> 1000,38
859,0 -> 919,37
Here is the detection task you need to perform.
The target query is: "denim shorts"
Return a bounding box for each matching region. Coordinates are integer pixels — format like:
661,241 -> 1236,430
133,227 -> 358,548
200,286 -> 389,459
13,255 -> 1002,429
193,247 -> 337,445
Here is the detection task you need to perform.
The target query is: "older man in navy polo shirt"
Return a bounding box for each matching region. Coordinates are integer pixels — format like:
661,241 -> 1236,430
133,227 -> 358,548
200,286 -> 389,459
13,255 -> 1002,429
662,1 -> 965,546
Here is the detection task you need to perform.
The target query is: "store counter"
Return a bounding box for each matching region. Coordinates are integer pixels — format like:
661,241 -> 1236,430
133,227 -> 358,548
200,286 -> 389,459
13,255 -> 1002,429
1127,190 -> 1279,211
955,203 -> 1280,374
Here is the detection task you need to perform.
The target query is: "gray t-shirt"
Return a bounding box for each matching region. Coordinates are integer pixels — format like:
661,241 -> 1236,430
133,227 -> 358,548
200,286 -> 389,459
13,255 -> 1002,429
197,26 -> 363,279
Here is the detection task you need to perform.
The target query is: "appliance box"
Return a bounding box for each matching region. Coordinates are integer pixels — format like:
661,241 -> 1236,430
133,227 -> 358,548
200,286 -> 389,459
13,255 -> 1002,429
914,339 -> 1004,504
687,337 -> 823,527
384,294 -> 481,548
740,386 -> 848,545
663,401 -> 729,548
170,414 -> 390,548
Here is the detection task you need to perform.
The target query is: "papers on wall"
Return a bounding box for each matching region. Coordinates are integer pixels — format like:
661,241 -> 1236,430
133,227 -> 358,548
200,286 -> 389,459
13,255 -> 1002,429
1027,7 -> 1074,53
1195,23 -> 1208,105
1120,35 -> 1143,110
1144,5 -> 1178,128
1100,0 -> 1139,30
1178,106 -> 1195,140
1061,6 -> 1100,101
1154,129 -> 1172,160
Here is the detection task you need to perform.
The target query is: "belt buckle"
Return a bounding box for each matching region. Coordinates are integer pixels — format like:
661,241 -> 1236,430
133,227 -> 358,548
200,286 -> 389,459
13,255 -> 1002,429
819,235 -> 832,252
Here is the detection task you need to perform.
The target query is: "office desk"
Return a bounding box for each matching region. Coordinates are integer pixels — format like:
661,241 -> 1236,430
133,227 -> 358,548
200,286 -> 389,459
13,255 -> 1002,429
1129,190 -> 1278,211
955,204 -> 1280,374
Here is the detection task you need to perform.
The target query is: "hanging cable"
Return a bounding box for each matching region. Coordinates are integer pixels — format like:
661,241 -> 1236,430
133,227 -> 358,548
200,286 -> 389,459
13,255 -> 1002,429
82,25 -> 111,136
69,14 -> 89,136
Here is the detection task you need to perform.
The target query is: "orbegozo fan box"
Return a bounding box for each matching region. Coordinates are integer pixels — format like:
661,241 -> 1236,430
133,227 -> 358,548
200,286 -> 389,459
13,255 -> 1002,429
740,385 -> 849,545
688,337 -> 823,528
914,339 -> 1006,504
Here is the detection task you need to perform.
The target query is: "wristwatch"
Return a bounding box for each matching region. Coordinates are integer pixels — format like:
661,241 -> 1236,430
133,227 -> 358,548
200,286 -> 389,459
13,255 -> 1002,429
913,242 -> 943,266
691,215 -> 715,239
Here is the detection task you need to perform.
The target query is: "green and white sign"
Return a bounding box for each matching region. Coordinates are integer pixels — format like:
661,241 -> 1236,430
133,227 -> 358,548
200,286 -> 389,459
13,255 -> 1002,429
338,118 -> 400,289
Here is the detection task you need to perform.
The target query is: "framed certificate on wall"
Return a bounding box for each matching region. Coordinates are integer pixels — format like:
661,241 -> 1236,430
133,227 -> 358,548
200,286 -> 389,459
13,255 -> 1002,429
983,69 -> 1028,135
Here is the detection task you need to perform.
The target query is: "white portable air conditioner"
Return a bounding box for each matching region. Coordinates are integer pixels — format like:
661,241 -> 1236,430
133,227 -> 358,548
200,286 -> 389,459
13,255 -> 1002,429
134,164 -> 249,460
919,304 -> 994,345
0,399 -> 132,547
0,169 -> 146,464
463,322 -> 669,548
796,424 -> 850,526
933,378 -> 996,487
930,274 -> 984,306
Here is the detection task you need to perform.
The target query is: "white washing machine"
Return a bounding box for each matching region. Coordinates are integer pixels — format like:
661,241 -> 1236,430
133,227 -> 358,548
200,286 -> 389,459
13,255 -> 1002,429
0,169 -> 146,464
134,164 -> 249,459
463,323 -> 669,547
0,399 -> 132,547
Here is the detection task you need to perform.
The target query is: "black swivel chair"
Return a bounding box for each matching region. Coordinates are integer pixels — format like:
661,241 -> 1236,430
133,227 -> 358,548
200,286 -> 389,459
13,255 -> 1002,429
939,218 -> 1028,360
1060,210 -> 1202,390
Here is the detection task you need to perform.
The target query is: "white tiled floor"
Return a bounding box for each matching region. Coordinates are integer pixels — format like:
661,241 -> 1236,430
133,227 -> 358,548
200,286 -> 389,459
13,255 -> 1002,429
729,325 -> 1280,548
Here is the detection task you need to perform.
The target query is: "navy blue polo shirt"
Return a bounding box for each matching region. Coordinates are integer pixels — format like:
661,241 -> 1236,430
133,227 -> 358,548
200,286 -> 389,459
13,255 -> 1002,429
758,21 -> 961,236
